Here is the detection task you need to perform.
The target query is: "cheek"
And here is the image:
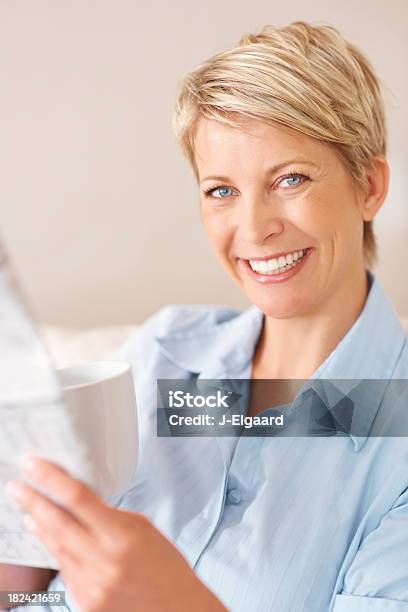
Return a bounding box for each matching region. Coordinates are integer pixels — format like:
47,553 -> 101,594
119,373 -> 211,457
296,188 -> 355,242
202,211 -> 233,254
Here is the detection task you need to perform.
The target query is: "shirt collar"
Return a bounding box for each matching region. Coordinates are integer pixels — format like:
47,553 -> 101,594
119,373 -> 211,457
306,271 -> 406,451
155,271 -> 406,452
155,303 -> 263,378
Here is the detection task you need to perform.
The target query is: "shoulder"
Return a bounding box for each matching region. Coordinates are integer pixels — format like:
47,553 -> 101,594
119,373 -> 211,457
392,335 -> 408,377
116,303 -> 244,360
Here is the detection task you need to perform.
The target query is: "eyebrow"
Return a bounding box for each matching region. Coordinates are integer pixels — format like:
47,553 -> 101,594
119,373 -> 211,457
199,159 -> 319,184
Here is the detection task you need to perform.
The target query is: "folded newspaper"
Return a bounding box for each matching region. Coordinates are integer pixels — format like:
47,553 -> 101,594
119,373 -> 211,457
0,239 -> 94,569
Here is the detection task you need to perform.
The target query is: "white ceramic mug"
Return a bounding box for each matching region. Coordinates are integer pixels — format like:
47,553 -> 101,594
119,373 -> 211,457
57,361 -> 138,498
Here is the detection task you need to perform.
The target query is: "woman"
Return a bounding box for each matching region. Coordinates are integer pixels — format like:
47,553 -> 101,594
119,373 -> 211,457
4,21 -> 408,612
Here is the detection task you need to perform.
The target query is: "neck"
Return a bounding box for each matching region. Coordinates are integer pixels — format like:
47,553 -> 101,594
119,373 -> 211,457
252,267 -> 369,380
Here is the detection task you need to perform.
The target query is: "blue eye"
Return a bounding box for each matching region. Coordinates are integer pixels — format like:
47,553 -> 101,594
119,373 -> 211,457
286,176 -> 301,186
203,173 -> 309,199
207,186 -> 235,198
278,174 -> 308,188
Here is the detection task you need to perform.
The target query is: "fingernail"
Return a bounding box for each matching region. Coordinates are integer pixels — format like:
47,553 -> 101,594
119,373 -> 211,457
4,480 -> 27,501
21,455 -> 39,473
23,514 -> 37,532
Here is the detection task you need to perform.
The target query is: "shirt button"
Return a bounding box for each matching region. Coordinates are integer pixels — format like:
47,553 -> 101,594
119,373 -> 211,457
227,488 -> 242,505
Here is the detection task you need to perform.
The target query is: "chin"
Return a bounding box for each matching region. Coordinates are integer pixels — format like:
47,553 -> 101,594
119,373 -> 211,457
250,292 -> 313,319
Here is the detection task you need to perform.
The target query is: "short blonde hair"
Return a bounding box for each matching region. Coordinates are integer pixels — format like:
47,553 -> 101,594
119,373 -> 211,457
172,21 -> 387,268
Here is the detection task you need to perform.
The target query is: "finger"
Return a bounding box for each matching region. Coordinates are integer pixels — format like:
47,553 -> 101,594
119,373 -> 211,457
58,559 -> 108,612
24,510 -> 102,567
55,537 -> 127,612
19,455 -> 112,532
22,512 -> 81,565
5,479 -> 100,564
40,538 -> 116,612
55,555 -> 98,611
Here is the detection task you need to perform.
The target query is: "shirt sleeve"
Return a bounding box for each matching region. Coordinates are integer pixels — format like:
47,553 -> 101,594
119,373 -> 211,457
333,487 -> 408,611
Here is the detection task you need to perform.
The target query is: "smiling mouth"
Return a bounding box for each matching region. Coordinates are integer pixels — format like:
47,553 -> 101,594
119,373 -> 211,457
244,248 -> 311,275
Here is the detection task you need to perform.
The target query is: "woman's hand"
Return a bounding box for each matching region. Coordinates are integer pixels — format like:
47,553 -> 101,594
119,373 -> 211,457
5,457 -> 227,612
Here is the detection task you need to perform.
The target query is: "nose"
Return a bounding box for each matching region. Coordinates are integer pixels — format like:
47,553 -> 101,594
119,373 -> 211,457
236,195 -> 285,245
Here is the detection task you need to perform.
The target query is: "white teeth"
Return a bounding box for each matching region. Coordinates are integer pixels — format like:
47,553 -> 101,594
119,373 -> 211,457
248,248 -> 309,275
267,259 -> 279,272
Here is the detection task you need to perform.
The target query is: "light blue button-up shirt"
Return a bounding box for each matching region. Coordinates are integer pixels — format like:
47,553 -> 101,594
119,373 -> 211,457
39,272 -> 408,611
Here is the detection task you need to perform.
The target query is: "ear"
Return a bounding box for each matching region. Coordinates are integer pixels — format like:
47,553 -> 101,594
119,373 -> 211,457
360,155 -> 390,222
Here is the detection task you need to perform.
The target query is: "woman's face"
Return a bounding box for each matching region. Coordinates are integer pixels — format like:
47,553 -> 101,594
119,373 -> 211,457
194,117 -> 369,318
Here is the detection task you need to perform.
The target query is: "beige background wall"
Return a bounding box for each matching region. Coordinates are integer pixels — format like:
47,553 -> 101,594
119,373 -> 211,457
1,0 -> 407,326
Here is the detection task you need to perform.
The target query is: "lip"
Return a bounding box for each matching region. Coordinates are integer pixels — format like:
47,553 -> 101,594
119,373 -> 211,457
237,247 -> 313,284
244,248 -> 311,262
